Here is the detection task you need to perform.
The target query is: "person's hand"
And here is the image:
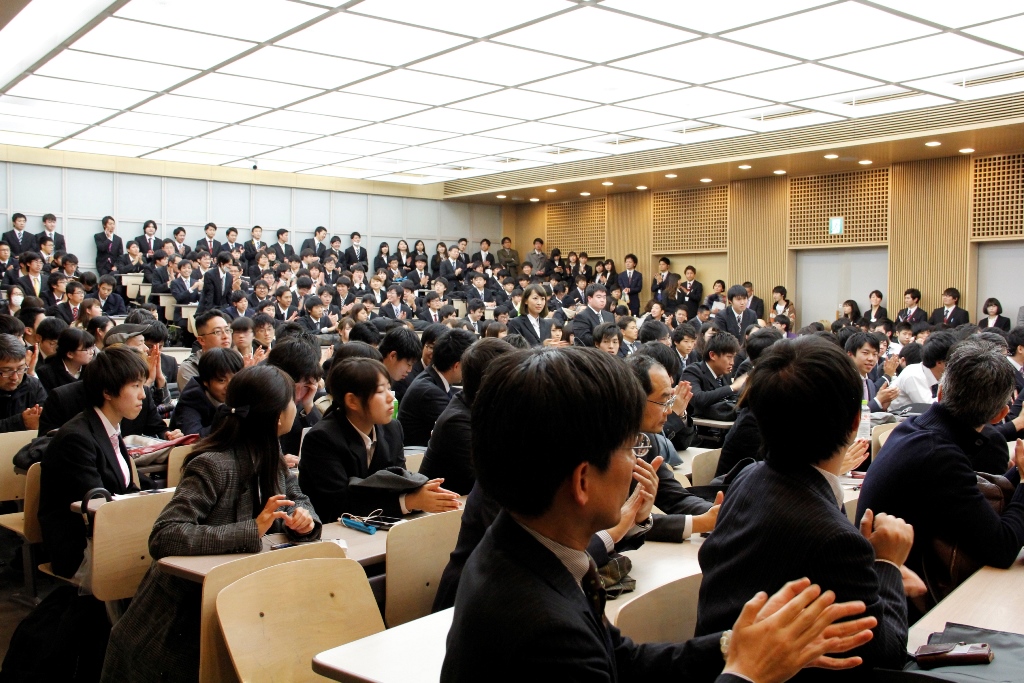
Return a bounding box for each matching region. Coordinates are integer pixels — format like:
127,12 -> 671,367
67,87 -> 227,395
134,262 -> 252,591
876,381 -> 899,408
672,381 -> 693,416
841,439 -> 869,474
244,347 -> 267,368
692,490 -> 723,534
287,311 -> 298,321
341,303 -> 353,315
859,509 -> 913,566
607,485 -> 648,543
900,564 -> 927,598
632,455 -> 662,522
398,311 -> 406,320
1014,439 -> 1024,474
730,373 -> 748,392
541,339 -> 569,347
723,579 -> 875,682
284,505 -> 315,535
164,429 -> 184,440
283,453 -> 300,468
882,354 -> 900,377
21,405 -> 41,430
405,478 -> 461,513
194,279 -> 203,291
328,312 -> 339,325
623,288 -> 630,295
256,494 -> 295,535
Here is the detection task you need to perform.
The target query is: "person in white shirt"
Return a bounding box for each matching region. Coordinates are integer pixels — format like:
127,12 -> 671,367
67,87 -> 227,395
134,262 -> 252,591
887,330 -> 956,412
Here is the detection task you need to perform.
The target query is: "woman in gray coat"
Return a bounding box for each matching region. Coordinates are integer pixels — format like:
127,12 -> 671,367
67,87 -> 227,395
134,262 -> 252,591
101,365 -> 322,682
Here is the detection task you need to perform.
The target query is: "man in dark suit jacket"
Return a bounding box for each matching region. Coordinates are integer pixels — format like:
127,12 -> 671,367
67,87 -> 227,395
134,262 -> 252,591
15,252 -> 47,300
36,214 -> 65,254
4,213 -> 37,256
681,332 -> 746,417
379,285 -> 412,320
195,223 -> 222,257
147,256 -> 172,294
134,225 -> 160,262
895,288 -> 927,325
743,282 -> 765,321
470,238 -> 496,270
343,232 -> 367,269
198,252 -> 233,313
616,254 -> 643,316
94,217 -> 123,276
927,287 -> 970,327
97,276 -> 127,316
300,226 -> 328,261
242,227 -> 265,265
715,284 -> 759,337
859,337 -> 1024,615
397,329 -> 475,446
438,248 -> 464,282
572,283 -> 614,347
270,229 -> 294,263
441,346 -> 874,683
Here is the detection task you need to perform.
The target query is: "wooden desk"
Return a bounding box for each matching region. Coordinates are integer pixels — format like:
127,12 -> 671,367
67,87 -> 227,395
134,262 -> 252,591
674,446 -> 710,478
907,551 -> 1024,650
604,536 -> 704,624
72,488 -> 175,513
692,417 -> 735,430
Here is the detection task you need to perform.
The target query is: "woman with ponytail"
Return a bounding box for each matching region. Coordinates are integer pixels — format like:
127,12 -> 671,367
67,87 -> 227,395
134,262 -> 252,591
101,364 -> 321,683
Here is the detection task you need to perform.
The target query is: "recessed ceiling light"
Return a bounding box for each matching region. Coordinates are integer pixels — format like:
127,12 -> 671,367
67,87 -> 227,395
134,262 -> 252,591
601,181 -> 613,186
665,173 -> 677,178
636,185 -> 648,190
580,191 -> 590,196
823,154 -> 838,159
700,178 -> 712,183
858,159 -> 872,165
738,164 -> 751,169
959,148 -> 975,153
773,170 -> 786,175
924,141 -> 941,147
496,194 -> 506,198
530,197 -> 540,202
546,188 -> 556,192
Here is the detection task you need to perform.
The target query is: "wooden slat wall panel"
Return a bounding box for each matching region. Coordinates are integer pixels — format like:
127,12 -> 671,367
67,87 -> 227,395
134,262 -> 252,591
890,156 -> 972,313
789,168 -> 889,246
546,198 -> 607,258
652,187 -> 728,253
607,192 -> 652,308
513,202 -> 546,256
728,176 -> 788,294
972,154 -> 1024,239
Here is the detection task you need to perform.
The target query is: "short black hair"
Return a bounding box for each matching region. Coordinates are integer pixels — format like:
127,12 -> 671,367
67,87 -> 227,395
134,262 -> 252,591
942,287 -> 961,304
82,346 -> 149,409
195,309 -> 229,335
0,318 -> 25,338
467,299 -> 484,314
635,341 -> 679,380
625,353 -> 665,396
198,347 -> 244,385
251,313 -> 275,330
349,321 -> 382,346
231,317 -> 254,333
904,288 -> 921,303
745,328 -> 783,363
35,316 -> 68,343
98,275 -> 117,288
266,338 -> 323,382
704,331 -> 740,362
420,323 -> 446,348
125,309 -> 155,324
472,348 -> 644,516
585,283 -> 607,299
921,330 -> 957,369
379,327 -> 421,363
142,320 -> 168,344
898,341 -> 922,365
432,329 -> 476,373
638,320 -> 670,344
328,357 -> 389,412
460,337 -> 514,404
727,284 -> 747,301
670,323 -> 697,344
843,331 -> 879,355
593,322 -> 622,347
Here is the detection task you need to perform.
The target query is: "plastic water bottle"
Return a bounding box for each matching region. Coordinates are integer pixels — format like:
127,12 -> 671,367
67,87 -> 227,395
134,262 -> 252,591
393,399 -> 399,419
857,399 -> 871,441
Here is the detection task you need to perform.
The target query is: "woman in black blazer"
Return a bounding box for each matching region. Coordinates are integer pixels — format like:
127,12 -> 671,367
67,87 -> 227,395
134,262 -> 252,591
866,289 -> 888,323
36,327 -> 95,393
979,297 -> 1012,331
372,241 -> 391,273
299,358 -> 459,522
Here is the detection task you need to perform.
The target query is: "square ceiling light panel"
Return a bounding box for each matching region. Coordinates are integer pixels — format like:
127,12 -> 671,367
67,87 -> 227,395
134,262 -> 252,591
464,156 -> 551,172
146,149 -> 244,165
722,3 -> 936,60
410,165 -> 497,180
387,108 -> 521,134
276,13 -> 468,66
450,89 -> 594,119
101,111 -> 224,136
343,70 -> 499,106
560,133 -> 675,155
223,159 -> 320,173
870,0 -> 1023,28
73,126 -> 188,148
904,60 -> 1024,100
7,76 -> 153,110
0,131 -> 61,148
219,47 -> 388,89
172,138 -> 278,157
172,73 -> 322,108
115,0 -> 326,42
256,148 -> 359,165
203,125 -> 319,147
481,121 -> 601,145
525,66 -> 682,103
243,110 -> 368,136
542,105 -> 679,133
35,51 -> 198,91
337,122 -> 456,145
135,95 -> 269,123
0,96 -> 117,124
295,136 -> 404,155
599,0 -> 831,33
965,15 -> 1024,52
508,146 -> 610,163
620,87 -> 772,118
424,135 -> 534,156
714,64 -> 882,102
794,86 -> 954,118
290,92 -> 428,121
623,121 -> 753,145
378,146 -> 478,164
351,0 -> 571,37
822,33 -> 1020,82
496,6 -> 698,63
410,42 -> 586,87
703,105 -> 843,132
612,39 -> 799,84
71,18 -> 254,70
0,113 -> 84,137
53,139 -> 157,157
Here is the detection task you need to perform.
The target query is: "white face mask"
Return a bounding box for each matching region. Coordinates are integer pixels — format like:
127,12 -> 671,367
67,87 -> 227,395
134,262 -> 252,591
10,295 -> 23,307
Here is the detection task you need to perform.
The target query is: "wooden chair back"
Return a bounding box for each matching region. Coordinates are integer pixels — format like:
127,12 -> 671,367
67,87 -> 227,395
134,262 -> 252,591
90,491 -> 174,601
404,452 -> 424,474
673,469 -> 691,488
199,542 -> 347,683
218,557 -> 383,683
166,445 -> 194,488
615,573 -> 703,644
0,430 -> 38,503
872,422 -> 899,460
385,509 -> 463,627
313,394 -> 332,415
21,463 -> 42,545
690,448 -> 722,487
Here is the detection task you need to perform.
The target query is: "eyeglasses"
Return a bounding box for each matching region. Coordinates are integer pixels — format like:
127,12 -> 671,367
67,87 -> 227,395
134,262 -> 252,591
631,433 -> 652,458
0,366 -> 29,379
646,395 -> 677,413
202,327 -> 231,338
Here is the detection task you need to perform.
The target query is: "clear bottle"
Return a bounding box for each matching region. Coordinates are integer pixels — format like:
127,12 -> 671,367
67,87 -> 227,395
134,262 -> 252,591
857,399 -> 871,441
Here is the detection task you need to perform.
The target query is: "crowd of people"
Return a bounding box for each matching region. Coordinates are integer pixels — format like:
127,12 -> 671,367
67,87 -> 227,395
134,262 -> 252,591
2,214 -> 1023,682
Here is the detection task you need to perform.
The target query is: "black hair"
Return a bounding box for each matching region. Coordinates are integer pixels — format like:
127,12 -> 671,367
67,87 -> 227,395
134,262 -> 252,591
195,309 -> 229,335
433,329 -> 476,372
635,341 -> 679,380
349,322 -> 382,346
35,316 -> 68,342
593,322 -> 622,347
904,288 -> 921,303
982,297 -> 1002,316
670,323 -> 697,344
327,357 -> 389,414
198,347 -> 244,385
379,327 -> 421,363
82,346 -> 149,409
86,316 -> 111,339
745,328 -> 783,363
704,330 -> 740,362
461,337 -> 514,404
231,317 -> 255,333
125,309 -> 155,324
843,331 -> 879,355
585,283 -> 607,299
638,320 -> 670,344
921,330 -> 957,369
503,334 -> 530,350
142,320 -> 168,345
0,333 -> 25,362
898,342 -> 922,366
0,317 -> 25,337
266,338 -> 323,382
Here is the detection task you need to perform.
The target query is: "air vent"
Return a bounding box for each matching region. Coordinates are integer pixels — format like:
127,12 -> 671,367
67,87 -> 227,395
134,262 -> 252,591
540,147 -> 581,155
600,136 -> 646,145
670,123 -> 721,134
843,91 -> 921,106
961,70 -> 1024,88
757,108 -> 813,121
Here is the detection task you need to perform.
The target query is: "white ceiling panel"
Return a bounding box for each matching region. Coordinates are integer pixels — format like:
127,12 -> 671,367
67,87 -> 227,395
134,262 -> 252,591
559,134 -> 675,155
337,123 -> 456,145
145,149 -> 244,165
343,70 -> 499,106
35,51 -> 198,91
102,111 -> 224,136
481,121 -> 601,144
620,87 -> 772,118
71,18 -> 254,70
372,173 -> 454,185
74,126 -> 187,147
0,131 -> 61,148
870,1 -> 1024,28
904,60 -> 1024,100
612,39 -> 799,85
622,122 -> 754,145
256,148 -> 358,165
295,136 -> 404,155
794,86 -> 954,118
599,0 -> 832,33
496,6 -> 698,62
115,0 -> 326,42
964,15 -> 1024,51
219,47 -> 388,89
460,156 -> 551,171
525,67 -> 681,103
7,76 -> 153,110
411,165 -> 497,179
411,42 -> 586,87
509,146 -> 610,163
134,95 -> 269,123
53,138 -> 157,157
450,89 -> 594,119
172,73 -> 321,108
714,64 -> 882,102
337,157 -> 425,172
703,106 -> 844,132
300,165 -> 380,179
276,12 -> 468,66
0,113 -> 85,137
375,146 -> 476,164
243,110 -> 367,135
223,159 -> 319,172
387,108 -> 521,134
172,138 -> 278,157
204,125 -> 318,147
425,135 -> 534,155
289,92 -> 428,120
0,96 -> 117,124
822,33 -> 1020,82
542,105 -> 679,133
351,0 -> 571,37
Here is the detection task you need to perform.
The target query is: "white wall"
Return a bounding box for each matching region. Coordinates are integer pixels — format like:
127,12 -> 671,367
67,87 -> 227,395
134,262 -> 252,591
795,247 -> 889,325
976,241 -> 1024,324
0,161 -> 500,271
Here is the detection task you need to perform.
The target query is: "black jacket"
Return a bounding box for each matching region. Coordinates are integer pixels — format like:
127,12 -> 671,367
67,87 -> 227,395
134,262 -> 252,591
572,306 -> 614,347
198,268 -> 232,313
94,232 -> 123,275
680,362 -> 736,417
170,378 -> 217,437
3,230 -> 37,256
0,375 -> 47,433
36,357 -> 78,394
716,407 -> 761,477
420,391 -> 473,494
507,315 -> 552,347
39,381 -> 169,440
397,366 -> 452,447
928,306 -> 970,327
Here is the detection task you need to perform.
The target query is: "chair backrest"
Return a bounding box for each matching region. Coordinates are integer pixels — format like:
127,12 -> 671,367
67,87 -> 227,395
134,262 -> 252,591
614,573 -> 703,644
217,557 -> 381,683
690,449 -> 722,487
313,394 -> 332,415
90,491 -> 174,601
200,542 -> 347,683
21,463 -> 42,545
385,509 -> 464,627
672,469 -> 691,488
166,445 -> 194,488
0,430 -> 38,503
404,452 -> 424,474
872,422 -> 899,460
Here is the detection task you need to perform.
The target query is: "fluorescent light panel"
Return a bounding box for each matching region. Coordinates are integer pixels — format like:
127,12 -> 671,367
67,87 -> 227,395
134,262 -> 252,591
542,105 -> 679,133
425,135 -> 534,155
219,47 -> 388,89
53,139 -> 156,157
510,146 -> 610,163
289,92 -> 428,121
204,125 -> 318,147
966,15 -> 1024,51
338,157 -> 425,172
102,111 -> 224,136
0,95 -> 116,124
135,95 -> 269,123
482,121 -> 601,144
173,73 -> 322,108
7,75 -> 153,110
173,138 -> 278,157
904,60 -> 1024,100
35,51 -> 198,91
343,70 -> 499,106
375,146 -> 477,164
371,173 -> 453,185
115,0 -> 326,42
0,131 -> 60,148
623,122 -> 753,145
411,42 -> 586,87
387,108 -> 521,134
338,123 -> 456,145
714,64 -> 882,101
72,17 -> 254,70
350,0 -> 571,38
0,113 -> 84,137
869,0 -> 1023,28
612,38 -> 798,84
561,134 -> 674,154
619,87 -> 771,118
823,33 -> 1020,82
525,66 -> 681,103
75,126 -> 187,147
703,106 -> 843,132
295,136 -> 404,155
244,110 -> 368,135
224,159 -> 319,173
794,86 -> 954,117
598,0 -> 832,33
300,165 -> 379,179
451,89 -> 594,119
257,148 -> 358,165
146,149 -> 243,165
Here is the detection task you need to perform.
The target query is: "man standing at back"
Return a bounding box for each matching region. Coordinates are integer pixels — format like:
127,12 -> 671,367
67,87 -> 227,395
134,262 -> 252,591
617,253 -> 643,316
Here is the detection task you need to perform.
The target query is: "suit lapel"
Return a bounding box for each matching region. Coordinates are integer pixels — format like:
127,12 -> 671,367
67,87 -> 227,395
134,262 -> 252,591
86,411 -> 128,493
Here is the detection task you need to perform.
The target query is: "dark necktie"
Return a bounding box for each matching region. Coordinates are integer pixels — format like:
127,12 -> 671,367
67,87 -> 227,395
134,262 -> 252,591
718,376 -> 726,388
930,384 -> 939,398
736,314 -> 742,330
582,556 -> 607,622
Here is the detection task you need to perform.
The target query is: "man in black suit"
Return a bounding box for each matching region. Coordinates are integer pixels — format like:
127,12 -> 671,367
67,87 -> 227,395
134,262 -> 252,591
397,329 -> 475,446
0,242 -> 15,280
0,334 -> 46,433
681,332 -> 746,417
146,252 -> 171,293
927,287 -> 970,327
326,235 -> 343,265
572,283 -> 614,347
38,347 -> 147,577
343,231 -> 367,270
562,275 -> 588,308
97,275 -> 127,316
696,336 -> 913,676
895,288 -> 927,325
16,251 -> 47,300
198,252 -> 232,314
242,225 -> 264,266
469,238 -> 496,270
36,213 -> 65,254
50,281 -> 85,325
94,216 -> 123,276
715,284 -> 760,337
195,222 -> 222,257
379,284 -> 412,321
860,337 -> 1024,615
300,226 -> 328,261
405,254 -> 431,290
269,228 -> 294,263
438,245 -> 464,282
616,253 -> 643,316
134,220 -> 160,262
743,282 -> 765,321
442,346 -> 876,683
4,213 -> 37,257
170,227 -> 190,258
650,256 -> 672,298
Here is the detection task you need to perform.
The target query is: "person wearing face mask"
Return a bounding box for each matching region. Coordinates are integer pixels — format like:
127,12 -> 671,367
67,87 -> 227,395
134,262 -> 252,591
5,284 -> 25,316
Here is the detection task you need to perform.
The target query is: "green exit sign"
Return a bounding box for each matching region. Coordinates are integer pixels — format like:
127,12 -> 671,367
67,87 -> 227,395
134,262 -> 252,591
828,216 -> 844,235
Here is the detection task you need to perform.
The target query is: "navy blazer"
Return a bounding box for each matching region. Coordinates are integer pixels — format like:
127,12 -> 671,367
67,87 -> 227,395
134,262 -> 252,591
680,362 -> 736,417
397,365 -> 452,446
441,509 -> 740,683
714,307 -> 758,338
170,378 -> 217,437
696,462 -> 908,677
572,306 -> 614,347
100,293 -> 127,316
617,270 -> 642,314
300,238 -> 327,260
508,315 -> 552,347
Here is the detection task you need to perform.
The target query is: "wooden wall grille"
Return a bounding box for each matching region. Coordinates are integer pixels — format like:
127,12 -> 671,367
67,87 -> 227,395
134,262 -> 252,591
545,198 -> 606,258
652,186 -> 728,253
789,168 -> 889,246
972,154 -> 1024,239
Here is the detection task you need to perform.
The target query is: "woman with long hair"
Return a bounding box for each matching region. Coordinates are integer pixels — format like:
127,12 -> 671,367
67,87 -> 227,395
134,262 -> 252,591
102,364 -> 320,682
73,298 -> 102,330
430,242 -> 448,277
661,273 -> 683,315
412,240 -> 428,269
603,258 -> 618,286
373,241 -> 391,273
396,239 -> 412,269
841,299 -> 862,325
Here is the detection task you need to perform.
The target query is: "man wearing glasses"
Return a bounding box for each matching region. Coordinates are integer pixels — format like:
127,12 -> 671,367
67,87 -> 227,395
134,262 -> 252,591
176,310 -> 232,389
0,333 -> 46,432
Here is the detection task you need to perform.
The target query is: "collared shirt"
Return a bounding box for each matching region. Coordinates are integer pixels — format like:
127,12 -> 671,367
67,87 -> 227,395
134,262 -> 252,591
347,418 -> 378,468
438,371 -> 451,395
517,521 -> 590,589
1008,357 -> 1022,373
528,314 -> 541,338
888,363 -> 939,411
589,306 -> 603,318
63,361 -> 80,380
811,466 -> 844,509
94,407 -> 131,487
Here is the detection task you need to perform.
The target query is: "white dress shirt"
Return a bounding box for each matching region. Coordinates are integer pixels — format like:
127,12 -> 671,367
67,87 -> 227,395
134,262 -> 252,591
888,363 -> 939,412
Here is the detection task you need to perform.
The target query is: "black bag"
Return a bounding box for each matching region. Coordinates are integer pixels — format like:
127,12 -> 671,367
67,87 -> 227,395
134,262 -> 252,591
703,399 -> 738,422
12,435 -> 52,471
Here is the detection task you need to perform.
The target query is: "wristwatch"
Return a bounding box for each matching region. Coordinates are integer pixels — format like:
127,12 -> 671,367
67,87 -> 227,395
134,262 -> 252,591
720,629 -> 732,660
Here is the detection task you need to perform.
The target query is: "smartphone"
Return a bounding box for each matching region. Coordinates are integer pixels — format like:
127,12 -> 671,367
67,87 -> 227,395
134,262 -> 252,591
270,542 -> 298,550
364,516 -> 404,530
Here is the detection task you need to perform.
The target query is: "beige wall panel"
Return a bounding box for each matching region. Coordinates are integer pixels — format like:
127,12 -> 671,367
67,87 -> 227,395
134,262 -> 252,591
514,202 -> 546,255
972,154 -> 1024,240
728,176 -> 788,294
547,198 -> 607,258
789,168 -> 889,247
652,187 -> 728,253
607,192 -> 652,307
